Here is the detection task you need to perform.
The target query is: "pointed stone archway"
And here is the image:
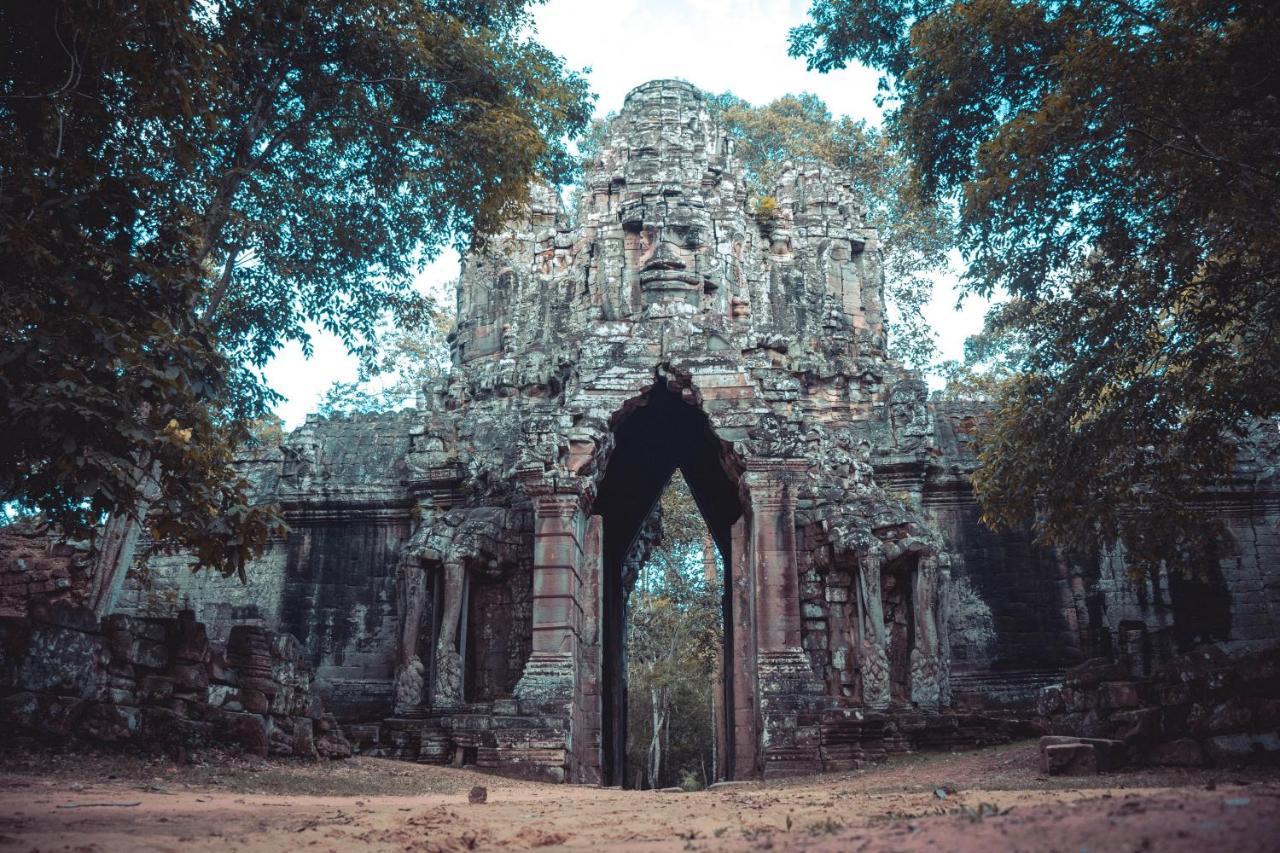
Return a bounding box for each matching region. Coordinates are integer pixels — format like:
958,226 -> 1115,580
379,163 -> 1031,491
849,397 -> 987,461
591,379 -> 745,787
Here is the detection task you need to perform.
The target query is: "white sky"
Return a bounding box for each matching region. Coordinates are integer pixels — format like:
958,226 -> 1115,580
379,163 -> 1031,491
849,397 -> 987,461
264,0 -> 987,428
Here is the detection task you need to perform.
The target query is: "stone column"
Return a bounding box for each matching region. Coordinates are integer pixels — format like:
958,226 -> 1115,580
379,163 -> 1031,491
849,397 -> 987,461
744,460 -> 805,653
703,530 -> 727,782
937,557 -> 952,708
743,459 -> 828,778
857,552 -> 891,710
513,479 -> 587,713
729,517 -> 759,780
573,514 -> 604,784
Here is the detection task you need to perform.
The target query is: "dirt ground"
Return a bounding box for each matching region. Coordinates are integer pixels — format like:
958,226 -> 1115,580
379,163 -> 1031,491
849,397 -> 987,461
1,740 -> 1278,852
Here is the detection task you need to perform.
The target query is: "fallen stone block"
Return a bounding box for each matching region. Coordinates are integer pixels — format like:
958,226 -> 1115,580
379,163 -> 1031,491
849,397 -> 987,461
1038,735 -> 1127,774
316,727 -> 354,759
1042,742 -> 1097,776
214,710 -> 269,757
1203,731 -> 1280,767
142,706 -> 213,751
78,702 -> 141,742
0,691 -> 39,729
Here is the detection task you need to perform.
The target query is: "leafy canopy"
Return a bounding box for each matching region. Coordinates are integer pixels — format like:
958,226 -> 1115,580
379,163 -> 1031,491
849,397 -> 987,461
791,0 -> 1280,570
1,0 -> 592,574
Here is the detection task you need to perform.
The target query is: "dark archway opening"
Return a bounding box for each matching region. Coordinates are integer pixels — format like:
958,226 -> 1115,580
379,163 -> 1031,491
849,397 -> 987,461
1169,552 -> 1233,654
592,380 -> 743,787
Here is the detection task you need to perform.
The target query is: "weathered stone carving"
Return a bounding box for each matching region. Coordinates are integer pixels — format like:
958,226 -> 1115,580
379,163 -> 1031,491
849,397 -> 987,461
392,556 -> 428,714
433,559 -> 465,708
910,555 -> 942,708
888,378 -> 933,454
857,553 -> 892,710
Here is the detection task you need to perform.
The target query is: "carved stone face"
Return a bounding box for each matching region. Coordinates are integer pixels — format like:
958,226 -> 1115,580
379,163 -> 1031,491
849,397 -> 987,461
620,196 -> 722,311
889,379 -> 933,451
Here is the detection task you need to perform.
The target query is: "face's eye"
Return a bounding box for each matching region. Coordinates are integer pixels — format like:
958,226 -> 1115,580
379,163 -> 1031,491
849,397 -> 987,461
667,226 -> 700,249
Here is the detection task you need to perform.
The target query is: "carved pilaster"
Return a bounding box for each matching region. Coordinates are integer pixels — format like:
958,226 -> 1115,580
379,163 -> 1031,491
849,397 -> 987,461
938,557 -> 952,707
743,459 -> 809,653
514,474 -> 589,713
432,559 -> 466,708
743,460 -> 830,778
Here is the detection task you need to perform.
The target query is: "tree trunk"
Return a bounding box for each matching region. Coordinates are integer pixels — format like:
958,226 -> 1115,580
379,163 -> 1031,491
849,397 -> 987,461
648,685 -> 665,788
709,678 -> 717,783
88,456 -> 160,617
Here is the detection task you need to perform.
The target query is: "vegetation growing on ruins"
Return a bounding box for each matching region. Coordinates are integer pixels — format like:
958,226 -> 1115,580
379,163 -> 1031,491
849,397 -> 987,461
792,0 -> 1280,571
0,0 -> 591,573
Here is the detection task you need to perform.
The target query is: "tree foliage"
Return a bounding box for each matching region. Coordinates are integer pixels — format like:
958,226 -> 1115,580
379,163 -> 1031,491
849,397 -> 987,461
1,0 -> 591,573
791,0 -> 1280,570
626,472 -> 722,790
710,92 -> 955,367
317,283 -> 455,417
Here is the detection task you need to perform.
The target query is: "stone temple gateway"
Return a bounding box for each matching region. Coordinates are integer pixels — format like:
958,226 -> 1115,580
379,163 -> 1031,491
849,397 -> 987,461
111,80 -> 1280,783
397,78 -> 955,783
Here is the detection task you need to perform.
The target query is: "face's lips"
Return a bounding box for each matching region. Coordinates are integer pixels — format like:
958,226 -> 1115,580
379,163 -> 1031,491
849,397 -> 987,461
639,270 -> 702,287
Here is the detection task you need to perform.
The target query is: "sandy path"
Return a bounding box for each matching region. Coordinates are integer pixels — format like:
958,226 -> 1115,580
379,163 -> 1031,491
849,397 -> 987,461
1,742 -> 1277,852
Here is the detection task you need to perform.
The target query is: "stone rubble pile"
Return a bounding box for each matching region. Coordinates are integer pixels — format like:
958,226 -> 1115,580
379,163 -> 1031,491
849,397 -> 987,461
0,603 -> 351,759
1035,642 -> 1280,768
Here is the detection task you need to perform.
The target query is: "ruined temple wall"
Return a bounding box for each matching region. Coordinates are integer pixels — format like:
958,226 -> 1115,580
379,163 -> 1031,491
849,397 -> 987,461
119,409 -> 420,719
920,492 -> 1088,706
1217,505 -> 1280,642
276,519 -> 407,718
120,542 -> 290,639
1088,499 -> 1280,665
925,403 -> 1280,705
120,524 -> 406,719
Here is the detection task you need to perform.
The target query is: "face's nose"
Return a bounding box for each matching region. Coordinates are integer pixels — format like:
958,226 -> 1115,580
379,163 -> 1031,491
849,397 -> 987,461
642,238 -> 686,272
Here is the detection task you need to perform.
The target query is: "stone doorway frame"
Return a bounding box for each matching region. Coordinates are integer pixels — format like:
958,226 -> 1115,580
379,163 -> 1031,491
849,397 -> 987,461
512,377 -> 823,784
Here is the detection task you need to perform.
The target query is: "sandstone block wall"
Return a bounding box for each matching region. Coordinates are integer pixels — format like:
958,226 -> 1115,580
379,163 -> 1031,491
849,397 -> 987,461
115,410 -> 419,719
0,522 -> 89,619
